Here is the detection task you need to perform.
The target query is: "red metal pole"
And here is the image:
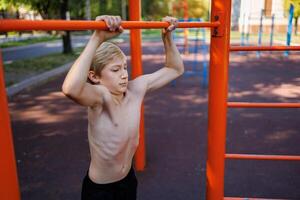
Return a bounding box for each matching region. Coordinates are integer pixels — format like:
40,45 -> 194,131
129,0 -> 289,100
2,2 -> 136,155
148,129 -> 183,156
226,154 -> 300,161
129,0 -> 145,171
228,102 -> 300,108
0,20 -> 219,31
206,0 -> 231,199
0,50 -> 20,200
230,45 -> 300,51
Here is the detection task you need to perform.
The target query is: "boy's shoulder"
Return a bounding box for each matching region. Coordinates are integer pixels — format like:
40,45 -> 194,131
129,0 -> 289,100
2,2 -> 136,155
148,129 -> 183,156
128,75 -> 148,97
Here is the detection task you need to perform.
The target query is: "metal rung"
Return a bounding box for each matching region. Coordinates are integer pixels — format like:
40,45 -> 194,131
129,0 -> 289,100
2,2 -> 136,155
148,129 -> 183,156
230,46 -> 300,51
228,102 -> 300,108
0,20 -> 220,31
225,197 -> 289,200
226,154 -> 300,161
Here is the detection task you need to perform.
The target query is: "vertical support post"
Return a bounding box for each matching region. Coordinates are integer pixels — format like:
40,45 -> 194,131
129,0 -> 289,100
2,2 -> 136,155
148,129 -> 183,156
270,14 -> 275,46
257,9 -> 263,58
129,0 -> 145,171
246,14 -> 250,45
0,50 -> 20,200
206,0 -> 231,199
241,13 -> 245,46
285,4 -> 294,57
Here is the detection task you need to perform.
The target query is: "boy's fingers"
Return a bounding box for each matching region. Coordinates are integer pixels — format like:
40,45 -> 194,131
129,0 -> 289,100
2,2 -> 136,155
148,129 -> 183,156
118,26 -> 124,33
167,24 -> 176,31
106,17 -> 114,31
110,16 -> 117,31
95,15 -> 104,21
161,16 -> 178,32
116,16 -> 122,27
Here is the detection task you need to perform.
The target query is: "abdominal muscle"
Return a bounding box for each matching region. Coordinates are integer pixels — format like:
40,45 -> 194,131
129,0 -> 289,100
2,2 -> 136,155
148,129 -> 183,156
87,134 -> 137,184
86,108 -> 140,184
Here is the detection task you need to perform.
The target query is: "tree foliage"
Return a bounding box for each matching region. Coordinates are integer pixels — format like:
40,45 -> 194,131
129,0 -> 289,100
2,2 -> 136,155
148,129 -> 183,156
284,0 -> 300,34
142,0 -> 209,20
284,0 -> 300,18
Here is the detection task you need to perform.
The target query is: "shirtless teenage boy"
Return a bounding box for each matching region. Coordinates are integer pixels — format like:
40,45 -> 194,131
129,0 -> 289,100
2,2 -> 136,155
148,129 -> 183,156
62,15 -> 184,200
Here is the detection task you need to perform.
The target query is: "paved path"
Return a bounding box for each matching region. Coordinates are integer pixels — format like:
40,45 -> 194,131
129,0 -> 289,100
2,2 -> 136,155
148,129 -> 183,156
2,33 -> 130,63
8,43 -> 300,200
2,35 -> 90,62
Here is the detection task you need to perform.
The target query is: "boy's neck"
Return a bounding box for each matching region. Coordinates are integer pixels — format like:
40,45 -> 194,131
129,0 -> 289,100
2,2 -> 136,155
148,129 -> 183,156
111,92 -> 126,105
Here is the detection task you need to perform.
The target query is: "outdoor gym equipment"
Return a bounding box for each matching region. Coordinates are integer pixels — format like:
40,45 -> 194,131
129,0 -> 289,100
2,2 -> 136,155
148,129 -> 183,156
1,0 -> 300,199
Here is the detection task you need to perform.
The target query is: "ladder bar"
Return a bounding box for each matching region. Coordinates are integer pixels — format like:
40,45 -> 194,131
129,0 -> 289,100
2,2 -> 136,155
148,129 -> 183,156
228,102 -> 300,108
230,45 -> 300,51
226,154 -> 300,161
225,197 -> 289,200
0,19 -> 220,31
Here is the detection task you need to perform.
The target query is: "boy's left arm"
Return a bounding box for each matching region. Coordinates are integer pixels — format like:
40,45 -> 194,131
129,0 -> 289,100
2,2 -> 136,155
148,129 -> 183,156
132,17 -> 184,93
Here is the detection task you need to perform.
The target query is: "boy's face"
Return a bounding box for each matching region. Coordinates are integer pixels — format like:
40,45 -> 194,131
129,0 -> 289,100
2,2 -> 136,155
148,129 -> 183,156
100,55 -> 128,95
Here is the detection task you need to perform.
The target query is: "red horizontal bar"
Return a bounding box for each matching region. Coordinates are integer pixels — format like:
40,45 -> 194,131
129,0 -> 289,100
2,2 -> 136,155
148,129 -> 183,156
228,102 -> 300,108
230,46 -> 300,51
0,19 -> 219,31
225,197 -> 288,200
226,154 -> 300,161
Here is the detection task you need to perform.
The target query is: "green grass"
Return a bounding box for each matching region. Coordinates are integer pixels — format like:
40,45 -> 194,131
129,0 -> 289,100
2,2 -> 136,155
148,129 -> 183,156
4,47 -> 83,87
0,35 -> 60,48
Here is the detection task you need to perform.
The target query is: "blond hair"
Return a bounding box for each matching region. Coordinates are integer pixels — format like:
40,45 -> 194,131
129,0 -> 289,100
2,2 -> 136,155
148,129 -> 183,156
90,42 -> 125,76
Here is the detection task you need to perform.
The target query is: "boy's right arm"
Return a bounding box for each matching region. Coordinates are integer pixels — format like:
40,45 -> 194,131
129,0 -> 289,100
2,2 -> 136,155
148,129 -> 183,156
62,16 -> 122,107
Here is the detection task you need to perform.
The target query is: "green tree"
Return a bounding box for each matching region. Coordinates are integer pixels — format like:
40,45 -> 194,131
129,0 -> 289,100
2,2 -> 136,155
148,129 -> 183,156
284,0 -> 300,35
188,0 -> 209,20
99,0 -> 122,16
7,0 -> 82,53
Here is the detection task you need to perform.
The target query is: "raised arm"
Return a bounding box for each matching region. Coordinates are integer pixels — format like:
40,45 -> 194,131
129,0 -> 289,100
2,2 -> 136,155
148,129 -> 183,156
134,16 -> 184,93
62,15 -> 123,107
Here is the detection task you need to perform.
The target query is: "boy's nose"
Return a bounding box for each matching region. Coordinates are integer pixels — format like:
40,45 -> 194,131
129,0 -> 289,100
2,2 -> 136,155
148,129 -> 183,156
121,71 -> 128,79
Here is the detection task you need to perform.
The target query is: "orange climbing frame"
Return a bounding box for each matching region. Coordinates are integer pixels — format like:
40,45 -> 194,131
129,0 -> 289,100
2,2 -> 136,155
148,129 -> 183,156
207,0 -> 300,200
0,6 -> 218,200
1,0 -> 299,199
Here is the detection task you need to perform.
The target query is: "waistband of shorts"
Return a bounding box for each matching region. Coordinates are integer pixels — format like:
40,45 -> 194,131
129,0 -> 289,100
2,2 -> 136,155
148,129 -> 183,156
85,167 -> 135,188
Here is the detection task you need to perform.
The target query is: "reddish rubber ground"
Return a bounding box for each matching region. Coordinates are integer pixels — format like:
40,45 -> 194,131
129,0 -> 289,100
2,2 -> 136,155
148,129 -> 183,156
9,41 -> 300,200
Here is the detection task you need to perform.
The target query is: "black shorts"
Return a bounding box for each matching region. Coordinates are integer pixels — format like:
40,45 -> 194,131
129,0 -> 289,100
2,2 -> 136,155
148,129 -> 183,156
81,167 -> 138,200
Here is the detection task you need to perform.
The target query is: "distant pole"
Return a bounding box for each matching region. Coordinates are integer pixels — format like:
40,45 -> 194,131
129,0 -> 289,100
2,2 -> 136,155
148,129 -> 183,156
257,9 -> 264,58
241,13 -> 245,46
246,14 -> 251,45
285,4 -> 294,57
270,14 -> 275,46
122,0 -> 127,20
85,0 -> 91,20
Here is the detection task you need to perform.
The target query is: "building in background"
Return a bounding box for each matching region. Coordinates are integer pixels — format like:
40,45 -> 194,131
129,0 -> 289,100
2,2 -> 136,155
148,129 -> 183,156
231,0 -> 298,34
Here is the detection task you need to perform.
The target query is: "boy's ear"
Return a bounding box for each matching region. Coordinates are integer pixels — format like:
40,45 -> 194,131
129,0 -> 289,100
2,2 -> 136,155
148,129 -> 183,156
88,71 -> 101,84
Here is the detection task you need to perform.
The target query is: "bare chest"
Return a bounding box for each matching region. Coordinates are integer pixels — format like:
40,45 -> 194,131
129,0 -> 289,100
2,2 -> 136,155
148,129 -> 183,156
88,98 -> 142,142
